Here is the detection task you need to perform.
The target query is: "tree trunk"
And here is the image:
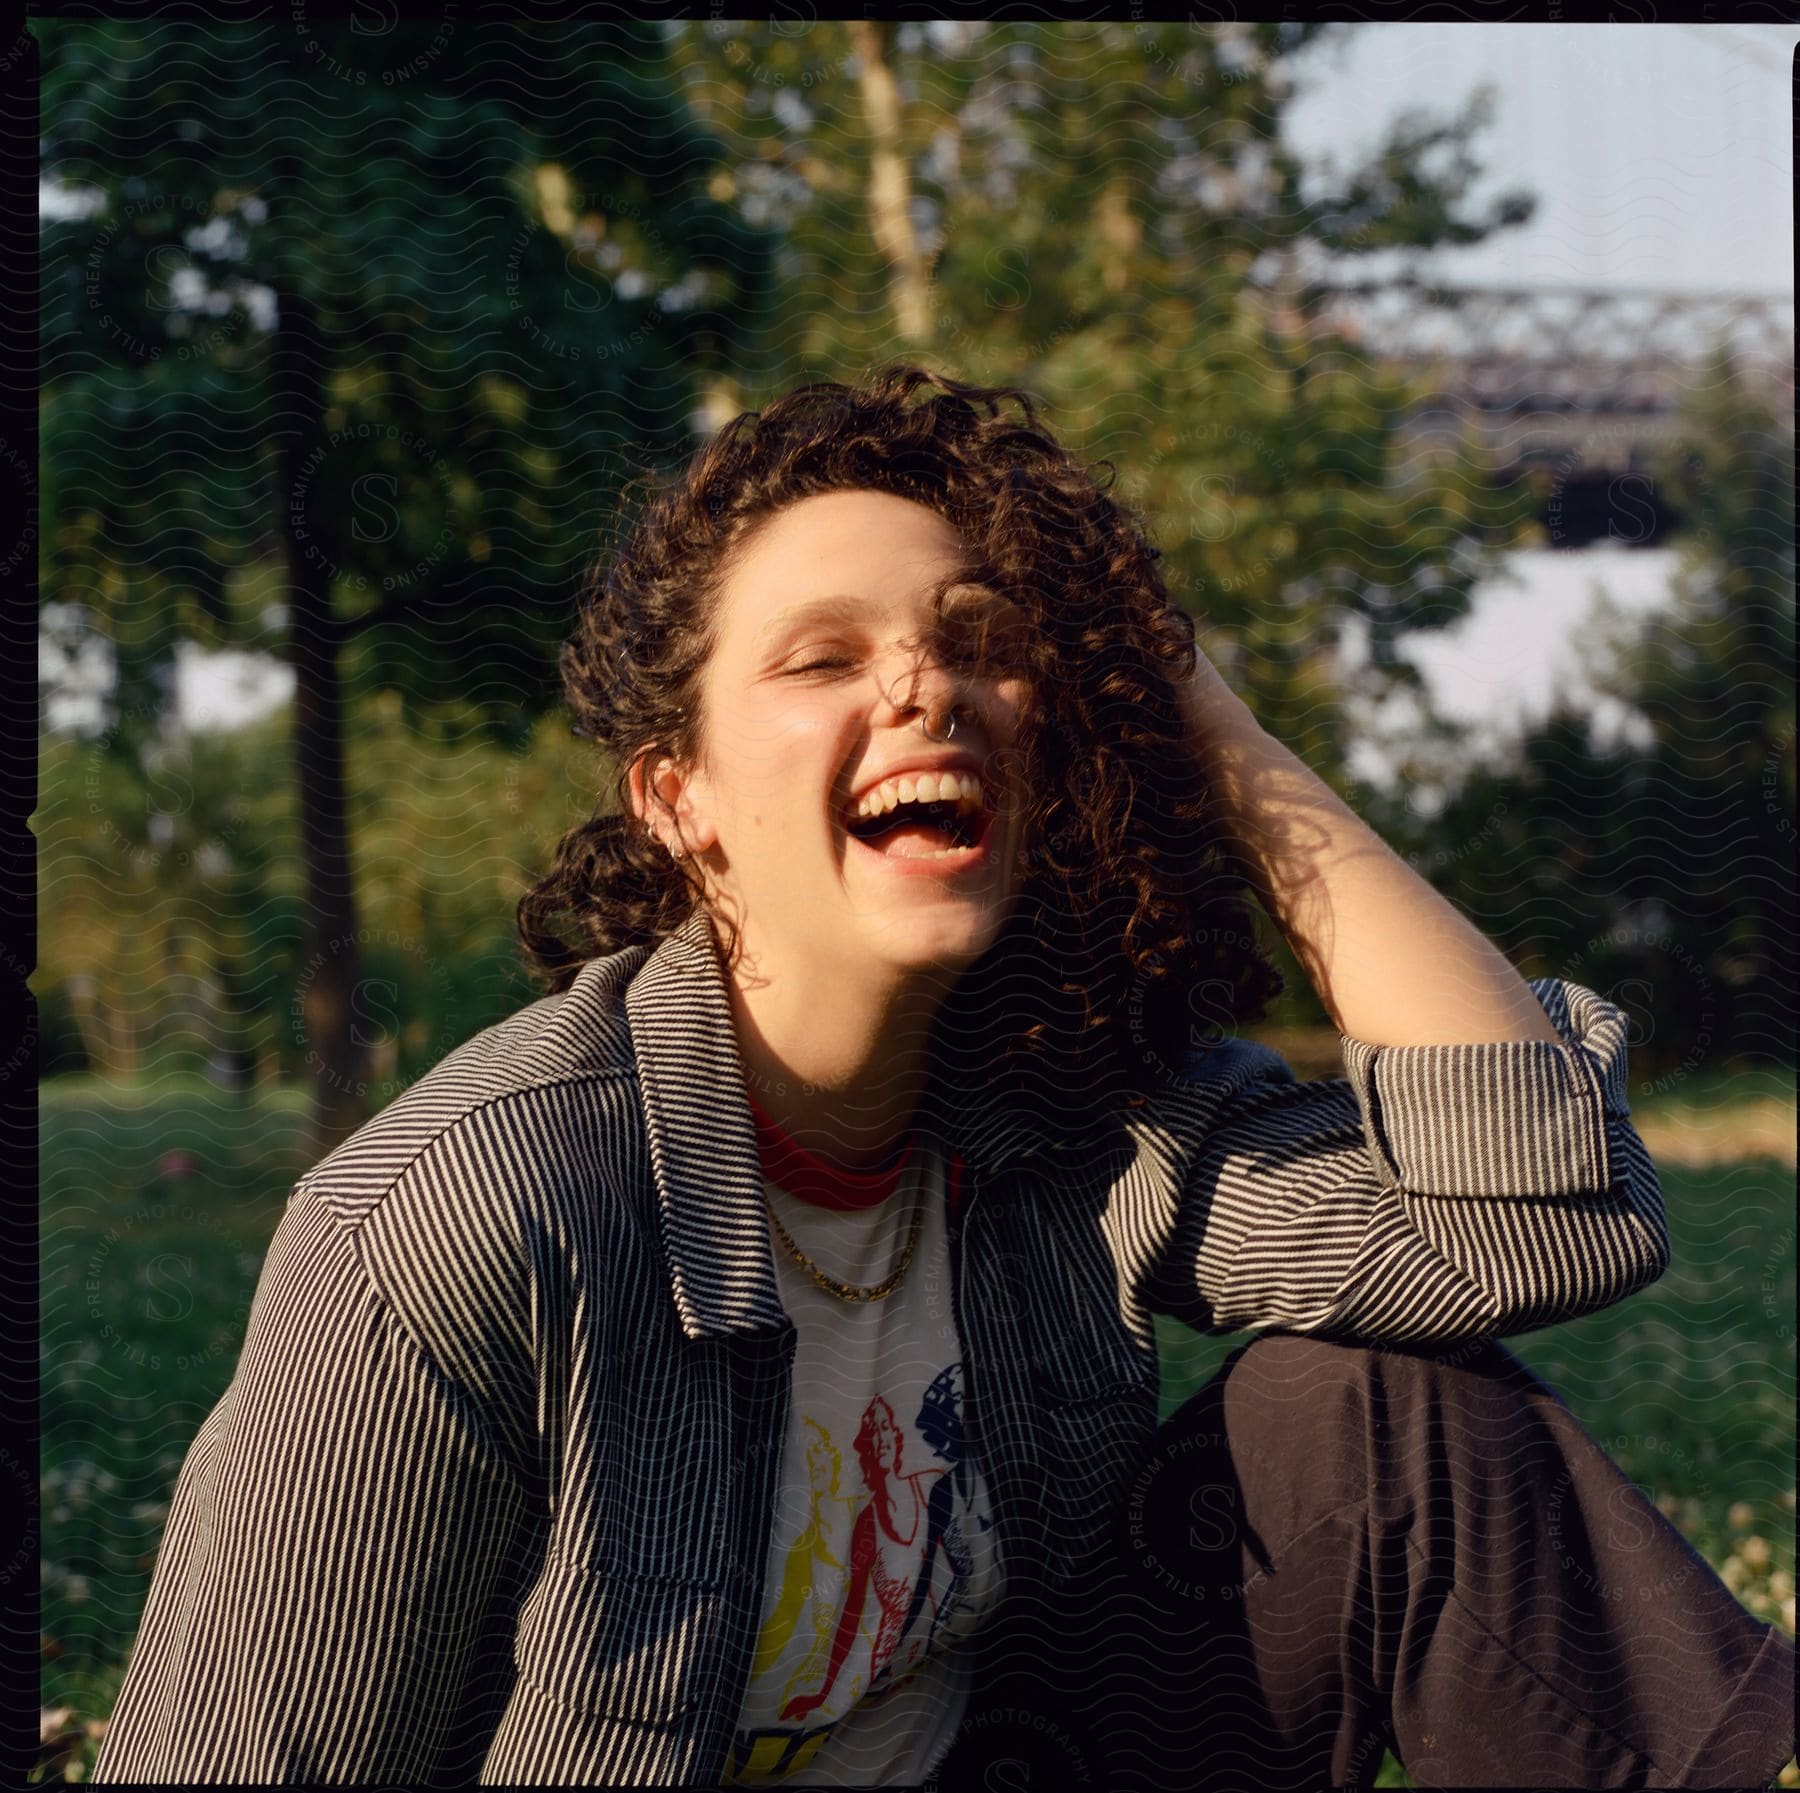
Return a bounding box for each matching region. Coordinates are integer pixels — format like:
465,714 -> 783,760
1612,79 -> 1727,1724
62,972 -> 107,1079
210,896 -> 260,1098
273,290 -> 371,1157
1096,177 -> 1140,296
850,20 -> 932,347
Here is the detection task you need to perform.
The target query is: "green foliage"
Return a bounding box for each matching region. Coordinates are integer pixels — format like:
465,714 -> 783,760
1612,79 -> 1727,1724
36,15 -> 776,1139
37,15 -> 771,749
36,715 -> 289,1082
1366,362 -> 1796,1071
40,1079 -> 311,1782
34,692 -> 604,1086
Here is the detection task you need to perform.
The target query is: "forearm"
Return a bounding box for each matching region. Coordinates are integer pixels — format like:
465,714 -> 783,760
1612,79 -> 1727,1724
1190,680 -> 1560,1049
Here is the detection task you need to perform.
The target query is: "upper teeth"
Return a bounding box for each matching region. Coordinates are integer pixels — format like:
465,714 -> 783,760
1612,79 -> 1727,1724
852,770 -> 985,820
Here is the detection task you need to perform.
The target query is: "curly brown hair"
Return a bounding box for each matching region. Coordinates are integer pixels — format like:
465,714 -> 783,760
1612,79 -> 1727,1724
516,364 -> 1284,1125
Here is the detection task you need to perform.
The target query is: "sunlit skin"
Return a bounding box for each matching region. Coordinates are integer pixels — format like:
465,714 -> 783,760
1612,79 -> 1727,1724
1172,653 -> 1562,1049
628,489 -> 1035,1167
630,487 -> 1560,1172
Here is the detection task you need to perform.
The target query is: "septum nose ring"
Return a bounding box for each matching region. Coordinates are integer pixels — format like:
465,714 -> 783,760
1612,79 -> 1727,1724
920,703 -> 962,744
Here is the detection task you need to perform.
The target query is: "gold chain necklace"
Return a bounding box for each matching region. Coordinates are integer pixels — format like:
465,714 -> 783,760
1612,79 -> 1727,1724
762,1178 -> 927,1303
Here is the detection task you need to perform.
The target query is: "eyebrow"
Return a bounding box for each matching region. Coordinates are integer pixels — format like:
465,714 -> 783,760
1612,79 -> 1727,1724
751,594 -> 870,658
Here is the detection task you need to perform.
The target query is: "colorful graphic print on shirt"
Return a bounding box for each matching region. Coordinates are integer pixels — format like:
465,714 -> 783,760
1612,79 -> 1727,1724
723,1361 -> 993,1784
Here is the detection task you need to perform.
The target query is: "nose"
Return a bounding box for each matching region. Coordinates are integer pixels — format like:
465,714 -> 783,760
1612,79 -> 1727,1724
877,635 -> 971,735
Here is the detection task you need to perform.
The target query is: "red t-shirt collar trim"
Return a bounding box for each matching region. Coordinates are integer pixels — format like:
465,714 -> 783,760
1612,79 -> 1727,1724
746,1087 -> 917,1211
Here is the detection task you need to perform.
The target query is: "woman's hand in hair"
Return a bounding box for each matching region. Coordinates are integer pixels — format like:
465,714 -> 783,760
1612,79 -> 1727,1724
1172,635 -> 1256,760
1172,640 -> 1561,1049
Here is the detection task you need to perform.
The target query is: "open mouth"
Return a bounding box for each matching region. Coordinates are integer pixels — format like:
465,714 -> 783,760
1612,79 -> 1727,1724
843,797 -> 995,862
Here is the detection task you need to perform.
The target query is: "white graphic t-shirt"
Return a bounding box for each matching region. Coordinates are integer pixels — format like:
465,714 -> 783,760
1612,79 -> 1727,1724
722,1092 -> 1001,1786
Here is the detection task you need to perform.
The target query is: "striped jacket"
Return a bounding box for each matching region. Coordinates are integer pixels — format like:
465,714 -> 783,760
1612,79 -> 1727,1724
94,906 -> 1670,1787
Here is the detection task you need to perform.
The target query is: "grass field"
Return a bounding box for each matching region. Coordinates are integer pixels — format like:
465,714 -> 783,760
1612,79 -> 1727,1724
37,1071 -> 1798,1785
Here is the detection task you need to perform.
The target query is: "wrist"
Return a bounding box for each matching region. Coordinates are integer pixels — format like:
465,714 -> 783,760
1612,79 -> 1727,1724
1178,655 -> 1260,763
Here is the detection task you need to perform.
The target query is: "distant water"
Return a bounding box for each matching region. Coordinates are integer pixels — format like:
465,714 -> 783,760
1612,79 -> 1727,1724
1345,543 -> 1684,790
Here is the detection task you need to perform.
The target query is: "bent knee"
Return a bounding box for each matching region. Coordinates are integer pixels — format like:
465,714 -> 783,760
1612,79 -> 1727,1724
1228,1327 -> 1528,1392
1221,1329 -> 1546,1476
1215,1332 -> 1376,1507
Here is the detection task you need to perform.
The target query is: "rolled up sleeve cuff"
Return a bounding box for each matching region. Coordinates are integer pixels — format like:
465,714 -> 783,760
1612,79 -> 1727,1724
1338,977 -> 1629,1201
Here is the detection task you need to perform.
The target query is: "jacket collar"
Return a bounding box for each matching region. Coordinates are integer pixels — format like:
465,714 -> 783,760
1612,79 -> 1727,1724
623,907 -> 1059,1340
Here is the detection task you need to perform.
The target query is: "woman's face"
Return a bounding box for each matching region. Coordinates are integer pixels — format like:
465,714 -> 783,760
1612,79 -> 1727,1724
647,489 -> 1034,983
864,1398 -> 900,1473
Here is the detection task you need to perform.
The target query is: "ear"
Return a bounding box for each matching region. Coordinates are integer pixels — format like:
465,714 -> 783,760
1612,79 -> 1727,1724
627,749 -> 718,859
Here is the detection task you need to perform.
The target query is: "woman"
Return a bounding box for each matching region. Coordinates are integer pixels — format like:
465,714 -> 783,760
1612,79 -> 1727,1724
94,367 -> 1794,1789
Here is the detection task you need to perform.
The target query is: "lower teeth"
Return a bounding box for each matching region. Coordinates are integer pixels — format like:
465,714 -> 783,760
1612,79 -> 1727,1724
872,840 -> 976,860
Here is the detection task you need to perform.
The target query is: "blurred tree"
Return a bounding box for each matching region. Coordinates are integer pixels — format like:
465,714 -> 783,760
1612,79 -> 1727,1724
36,712 -> 290,1083
38,17 -> 770,1147
1370,356 -> 1796,1076
669,20 -> 1542,789
35,686 -> 608,1096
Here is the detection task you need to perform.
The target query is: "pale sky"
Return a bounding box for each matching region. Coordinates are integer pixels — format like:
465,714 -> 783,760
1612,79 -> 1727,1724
45,21 -> 1794,762
1284,21 -> 1795,295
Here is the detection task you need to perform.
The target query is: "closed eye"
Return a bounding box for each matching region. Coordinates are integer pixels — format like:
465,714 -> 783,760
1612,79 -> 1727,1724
784,630 -> 984,677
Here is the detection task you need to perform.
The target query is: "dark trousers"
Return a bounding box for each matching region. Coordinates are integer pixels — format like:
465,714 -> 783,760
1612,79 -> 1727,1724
935,1332 -> 1796,1791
